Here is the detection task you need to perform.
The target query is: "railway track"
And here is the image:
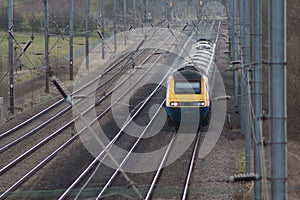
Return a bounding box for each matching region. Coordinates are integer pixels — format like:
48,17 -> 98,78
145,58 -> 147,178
55,26 -> 186,199
0,33 -> 163,194
0,49 -> 140,159
0,21 -> 187,198
0,17 -> 222,199
144,126 -> 202,200
56,20 -> 219,200
0,50 -> 134,155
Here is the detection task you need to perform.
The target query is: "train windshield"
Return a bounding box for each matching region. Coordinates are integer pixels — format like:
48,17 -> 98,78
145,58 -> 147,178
174,81 -> 201,94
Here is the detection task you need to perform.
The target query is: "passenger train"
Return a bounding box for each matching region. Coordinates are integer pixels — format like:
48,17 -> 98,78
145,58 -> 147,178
165,39 -> 216,125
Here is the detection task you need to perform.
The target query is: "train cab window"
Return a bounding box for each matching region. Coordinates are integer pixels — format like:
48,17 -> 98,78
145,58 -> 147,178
174,81 -> 201,94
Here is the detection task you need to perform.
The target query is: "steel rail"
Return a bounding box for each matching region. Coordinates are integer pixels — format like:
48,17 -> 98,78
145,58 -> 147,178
59,51 -> 172,200
0,50 -> 133,140
0,120 -> 73,175
0,99 -> 64,139
141,22 -> 199,199
96,99 -> 167,199
0,129 -> 79,199
141,15 -> 218,198
181,128 -> 201,200
0,64 -> 119,153
1,23 -> 180,198
0,52 -> 150,199
180,21 -> 221,200
60,27 -> 180,198
60,73 -> 168,199
144,131 -> 177,200
74,24 -> 188,199
0,49 -> 144,152
0,106 -> 70,153
0,31 -> 167,198
0,48 -> 154,176
0,11 -> 203,200
144,19 -> 219,200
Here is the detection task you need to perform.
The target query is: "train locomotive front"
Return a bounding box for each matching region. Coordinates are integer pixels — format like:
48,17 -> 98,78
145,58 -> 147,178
165,39 -> 216,125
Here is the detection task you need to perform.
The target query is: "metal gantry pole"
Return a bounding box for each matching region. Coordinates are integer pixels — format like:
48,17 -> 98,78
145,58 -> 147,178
226,0 -> 233,55
8,0 -> 14,114
154,0 -> 157,22
252,0 -> 262,198
243,0 -> 251,174
239,0 -> 245,133
187,0 -> 191,17
113,0 -> 117,52
196,0 -> 199,19
101,0 -> 105,59
269,0 -> 287,199
133,0 -> 136,27
140,0 -> 144,31
124,0 -> 127,45
232,0 -> 239,113
239,0 -> 251,173
69,0 -> 74,81
229,0 -> 233,54
85,0 -> 89,70
146,0 -> 148,22
44,0 -> 49,93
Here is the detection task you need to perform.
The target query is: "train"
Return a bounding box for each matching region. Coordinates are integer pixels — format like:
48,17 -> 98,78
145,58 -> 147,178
165,39 -> 216,125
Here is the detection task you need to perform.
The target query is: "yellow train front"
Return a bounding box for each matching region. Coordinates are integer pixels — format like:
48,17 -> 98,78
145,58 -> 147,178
165,68 -> 210,124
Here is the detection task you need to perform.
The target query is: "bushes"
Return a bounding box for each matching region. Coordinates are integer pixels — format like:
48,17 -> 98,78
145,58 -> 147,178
0,0 -> 99,33
0,2 -> 23,30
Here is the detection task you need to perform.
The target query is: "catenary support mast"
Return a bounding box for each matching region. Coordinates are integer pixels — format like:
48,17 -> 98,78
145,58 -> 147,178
101,0 -> 105,59
124,0 -> 127,45
85,0 -> 89,70
8,0 -> 14,114
114,0 -> 116,52
232,0 -> 238,113
243,0 -> 251,174
69,0 -> 74,80
252,0 -> 263,198
44,0 -> 49,92
239,0 -> 251,174
269,0 -> 287,199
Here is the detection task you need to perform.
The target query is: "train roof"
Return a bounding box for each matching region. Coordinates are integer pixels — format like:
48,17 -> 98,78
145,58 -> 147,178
197,38 -> 213,44
172,69 -> 202,81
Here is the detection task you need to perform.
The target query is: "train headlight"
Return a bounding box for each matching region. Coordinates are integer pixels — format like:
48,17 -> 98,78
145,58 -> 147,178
194,101 -> 205,106
170,102 -> 180,107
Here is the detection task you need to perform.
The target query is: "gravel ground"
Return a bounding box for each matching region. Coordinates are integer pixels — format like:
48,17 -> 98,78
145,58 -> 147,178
186,22 -> 247,200
0,96 -> 61,133
188,131 -> 245,200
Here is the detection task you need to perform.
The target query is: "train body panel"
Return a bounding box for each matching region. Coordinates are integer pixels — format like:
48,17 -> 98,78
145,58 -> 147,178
166,106 -> 210,123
